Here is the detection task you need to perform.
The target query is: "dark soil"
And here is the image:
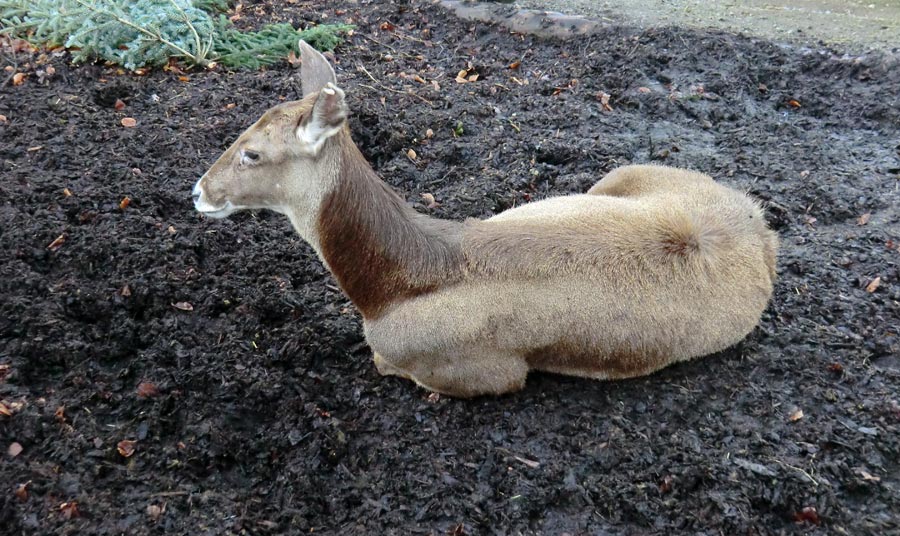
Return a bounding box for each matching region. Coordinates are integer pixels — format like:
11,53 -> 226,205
2,1 -> 899,534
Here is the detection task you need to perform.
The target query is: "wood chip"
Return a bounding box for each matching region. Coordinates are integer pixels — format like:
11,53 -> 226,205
47,234 -> 66,251
8,441 -> 23,457
788,409 -> 804,422
857,213 -> 871,225
119,196 -> 131,210
12,72 -> 25,86
171,301 -> 194,312
121,117 -> 137,128
865,276 -> 881,293
117,439 -> 136,458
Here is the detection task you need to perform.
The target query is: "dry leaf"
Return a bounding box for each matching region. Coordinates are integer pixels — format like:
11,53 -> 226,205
455,69 -> 469,84
380,21 -> 396,31
467,73 -> 479,83
287,50 -> 301,68
0,114 -> 7,122
119,196 -> 131,210
597,91 -> 613,112
54,406 -> 66,423
114,99 -> 126,111
857,213 -> 871,225
406,148 -> 417,160
412,74 -> 426,84
136,381 -> 159,398
865,276 -> 881,293
117,439 -> 136,458
787,99 -> 802,108
793,506 -> 819,525
14,482 -> 29,502
63,188 -> 72,197
59,501 -> 80,519
121,284 -> 132,297
8,442 -> 23,457
637,86 -> 652,93
172,301 -> 194,312
426,392 -> 441,403
856,469 -> 881,482
421,193 -> 440,209
425,128 -> 434,139
147,502 -> 165,521
0,402 -> 11,417
659,475 -> 674,493
509,60 -> 521,70
167,225 -> 176,234
788,409 -> 804,422
47,234 -> 66,251
121,117 -> 137,128
178,75 -> 189,83
12,72 -> 25,86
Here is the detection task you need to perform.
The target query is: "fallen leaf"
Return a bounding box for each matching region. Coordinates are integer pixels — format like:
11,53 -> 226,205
121,117 -> 137,128
412,74 -> 426,84
857,213 -> 871,225
0,402 -> 11,417
406,148 -> 417,160
425,128 -> 434,139
119,196 -> 131,210
287,50 -> 301,68
421,193 -> 440,209
637,86 -> 652,93
788,408 -> 804,422
12,72 -> 25,86
455,69 -> 470,84
114,99 -> 126,111
0,114 -> 7,122
426,392 -> 440,403
117,439 -> 136,458
136,381 -> 159,398
856,468 -> 881,482
147,502 -> 165,521
8,442 -> 23,457
55,406 -> 66,423
380,21 -> 396,31
509,60 -> 521,70
659,475 -> 674,493
133,68 -> 148,76
596,91 -> 613,112
0,364 -> 10,382
63,188 -> 72,197
121,284 -> 132,297
167,225 -> 176,234
59,501 -> 80,519
14,482 -> 29,502
787,99 -> 802,108
793,506 -> 820,525
172,301 -> 194,312
47,234 -> 66,251
178,75 -> 189,83
758,83 -> 768,93
828,362 -> 843,374
865,276 -> 881,293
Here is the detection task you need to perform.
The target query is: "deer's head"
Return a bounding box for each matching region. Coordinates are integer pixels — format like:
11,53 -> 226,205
192,40 -> 349,244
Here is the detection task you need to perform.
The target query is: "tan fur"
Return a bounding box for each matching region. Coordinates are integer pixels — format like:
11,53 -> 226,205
194,41 -> 779,397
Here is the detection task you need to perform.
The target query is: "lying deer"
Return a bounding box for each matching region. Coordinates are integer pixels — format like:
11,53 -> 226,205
193,40 -> 778,397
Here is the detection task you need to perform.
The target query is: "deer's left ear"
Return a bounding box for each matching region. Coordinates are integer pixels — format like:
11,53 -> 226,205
296,83 -> 348,155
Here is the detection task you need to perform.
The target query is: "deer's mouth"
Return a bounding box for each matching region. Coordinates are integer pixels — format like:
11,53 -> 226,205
193,179 -> 237,218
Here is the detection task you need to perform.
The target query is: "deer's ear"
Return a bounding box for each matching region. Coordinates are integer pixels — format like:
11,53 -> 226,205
296,83 -> 348,154
299,40 -> 337,97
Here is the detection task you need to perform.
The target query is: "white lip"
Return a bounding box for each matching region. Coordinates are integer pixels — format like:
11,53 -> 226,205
193,178 -> 236,218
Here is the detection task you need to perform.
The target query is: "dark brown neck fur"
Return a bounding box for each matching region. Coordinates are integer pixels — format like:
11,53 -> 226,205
316,134 -> 464,319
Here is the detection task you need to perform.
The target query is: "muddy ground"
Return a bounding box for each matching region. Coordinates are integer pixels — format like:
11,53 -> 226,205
1,0 -> 899,534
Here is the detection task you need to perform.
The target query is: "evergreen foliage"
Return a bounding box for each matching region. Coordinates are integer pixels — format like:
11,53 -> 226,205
0,0 -> 351,70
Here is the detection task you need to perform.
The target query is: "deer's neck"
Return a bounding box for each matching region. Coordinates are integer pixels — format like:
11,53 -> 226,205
313,136 -> 464,319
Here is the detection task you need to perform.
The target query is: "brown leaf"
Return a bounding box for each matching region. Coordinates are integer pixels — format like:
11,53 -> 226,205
637,86 -> 652,93
509,60 -> 521,70
856,469 -> 881,482
380,21 -> 396,31
659,475 -> 674,493
147,502 -> 165,521
866,276 -> 881,293
47,234 -> 66,251
172,301 -> 194,312
119,196 -> 131,210
827,362 -> 843,374
14,482 -> 29,502
121,284 -> 132,297
406,148 -> 417,160
787,99 -> 802,108
596,91 -> 613,112
792,506 -> 820,525
421,193 -> 440,209
857,213 -> 871,225
114,99 -> 126,111
12,72 -> 25,86
0,402 -> 11,417
426,392 -> 441,403
117,439 -> 136,458
8,442 -> 23,457
59,501 -> 80,519
136,381 -> 159,398
0,114 -> 7,122
287,50 -> 301,68
788,408 -> 804,422
425,128 -> 434,139
0,363 -> 9,382
178,75 -> 189,83
121,117 -> 137,128
54,405 -> 66,423
63,188 -> 72,197
412,74 -> 426,84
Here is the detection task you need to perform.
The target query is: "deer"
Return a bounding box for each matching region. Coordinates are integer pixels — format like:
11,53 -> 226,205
192,40 -> 778,398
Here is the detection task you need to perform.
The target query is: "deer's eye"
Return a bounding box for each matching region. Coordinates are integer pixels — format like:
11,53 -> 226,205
240,150 -> 260,167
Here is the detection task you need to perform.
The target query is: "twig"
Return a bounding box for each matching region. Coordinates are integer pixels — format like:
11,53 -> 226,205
357,64 -> 433,106
361,33 -> 395,54
768,457 -> 827,488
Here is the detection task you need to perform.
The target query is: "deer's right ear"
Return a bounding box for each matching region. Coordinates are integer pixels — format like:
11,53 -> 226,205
299,39 -> 337,97
296,83 -> 348,155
